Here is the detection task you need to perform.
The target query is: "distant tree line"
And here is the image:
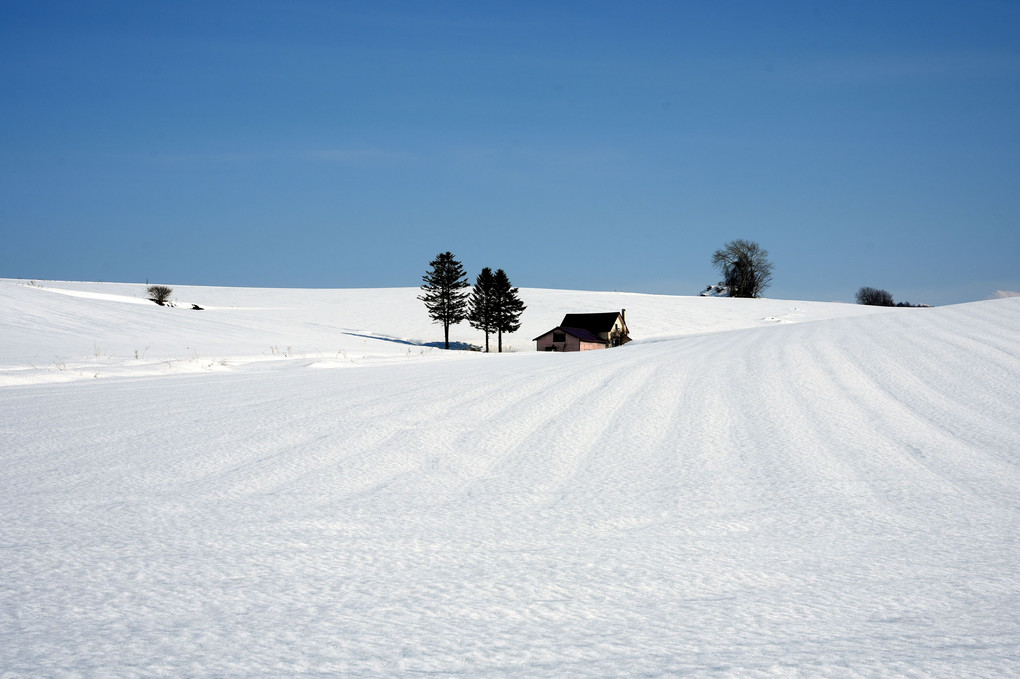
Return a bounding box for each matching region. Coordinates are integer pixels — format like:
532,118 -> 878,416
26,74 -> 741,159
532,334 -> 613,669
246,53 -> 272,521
855,286 -> 927,307
419,252 -> 525,352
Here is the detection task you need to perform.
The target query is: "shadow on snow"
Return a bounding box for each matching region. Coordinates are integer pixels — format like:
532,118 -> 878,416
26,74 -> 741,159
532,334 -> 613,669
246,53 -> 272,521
341,331 -> 476,351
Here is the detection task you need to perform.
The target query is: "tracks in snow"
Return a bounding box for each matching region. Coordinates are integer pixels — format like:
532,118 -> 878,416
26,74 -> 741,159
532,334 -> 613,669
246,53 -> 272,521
2,300 -> 1018,676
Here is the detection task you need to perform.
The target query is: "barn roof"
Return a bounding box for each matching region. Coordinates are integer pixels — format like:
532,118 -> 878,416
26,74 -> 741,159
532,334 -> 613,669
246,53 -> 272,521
560,326 -> 607,343
532,326 -> 608,343
560,312 -> 624,333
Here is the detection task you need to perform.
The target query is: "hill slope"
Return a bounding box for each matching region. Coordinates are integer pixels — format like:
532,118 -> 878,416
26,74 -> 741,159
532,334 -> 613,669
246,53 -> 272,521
1,279 -> 1018,676
0,278 -> 891,385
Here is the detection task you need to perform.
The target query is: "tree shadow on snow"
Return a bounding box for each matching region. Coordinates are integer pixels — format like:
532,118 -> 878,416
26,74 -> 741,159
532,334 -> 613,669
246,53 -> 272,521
342,332 -> 476,351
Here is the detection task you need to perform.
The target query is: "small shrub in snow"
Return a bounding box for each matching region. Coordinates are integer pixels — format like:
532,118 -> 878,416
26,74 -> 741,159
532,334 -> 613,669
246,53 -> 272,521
147,285 -> 173,306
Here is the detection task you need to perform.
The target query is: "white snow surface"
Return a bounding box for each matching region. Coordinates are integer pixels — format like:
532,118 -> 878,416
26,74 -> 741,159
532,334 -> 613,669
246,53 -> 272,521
2,278 -> 1018,677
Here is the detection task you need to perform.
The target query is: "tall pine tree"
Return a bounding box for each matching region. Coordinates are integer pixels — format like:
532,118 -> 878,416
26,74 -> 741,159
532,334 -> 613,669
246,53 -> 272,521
467,267 -> 496,353
492,268 -> 525,353
418,252 -> 470,349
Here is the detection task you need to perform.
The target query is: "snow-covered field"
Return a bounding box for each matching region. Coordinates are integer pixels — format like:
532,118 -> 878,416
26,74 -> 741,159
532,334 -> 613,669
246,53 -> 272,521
2,278 -> 1018,677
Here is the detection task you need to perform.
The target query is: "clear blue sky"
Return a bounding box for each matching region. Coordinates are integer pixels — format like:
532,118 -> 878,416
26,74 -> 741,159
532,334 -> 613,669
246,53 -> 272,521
2,1 -> 1018,305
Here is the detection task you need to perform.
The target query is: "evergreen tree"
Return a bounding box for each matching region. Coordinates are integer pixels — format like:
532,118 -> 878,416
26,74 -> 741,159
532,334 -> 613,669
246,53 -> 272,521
418,252 -> 470,349
491,268 -> 526,353
467,267 -> 496,352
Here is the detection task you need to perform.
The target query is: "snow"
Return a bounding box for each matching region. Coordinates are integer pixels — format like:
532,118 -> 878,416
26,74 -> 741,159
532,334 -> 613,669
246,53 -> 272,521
1,277 -> 1018,677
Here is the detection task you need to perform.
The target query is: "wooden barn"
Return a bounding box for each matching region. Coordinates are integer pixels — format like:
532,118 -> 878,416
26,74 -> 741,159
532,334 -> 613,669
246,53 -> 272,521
534,310 -> 631,352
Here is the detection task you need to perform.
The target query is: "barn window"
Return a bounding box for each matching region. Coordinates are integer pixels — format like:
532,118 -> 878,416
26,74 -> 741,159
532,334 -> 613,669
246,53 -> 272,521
553,332 -> 566,343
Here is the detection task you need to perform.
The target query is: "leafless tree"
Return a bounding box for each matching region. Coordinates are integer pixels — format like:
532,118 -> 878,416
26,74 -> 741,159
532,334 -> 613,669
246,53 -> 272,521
147,285 -> 173,306
711,240 -> 773,298
855,287 -> 894,306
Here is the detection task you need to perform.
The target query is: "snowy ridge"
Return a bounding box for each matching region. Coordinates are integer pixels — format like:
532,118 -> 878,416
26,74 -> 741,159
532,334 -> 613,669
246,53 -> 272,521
1,279 -> 1018,676
0,279 -> 891,386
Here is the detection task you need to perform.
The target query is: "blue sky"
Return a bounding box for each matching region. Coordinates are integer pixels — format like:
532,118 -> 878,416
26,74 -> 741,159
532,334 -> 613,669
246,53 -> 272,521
2,1 -> 1018,305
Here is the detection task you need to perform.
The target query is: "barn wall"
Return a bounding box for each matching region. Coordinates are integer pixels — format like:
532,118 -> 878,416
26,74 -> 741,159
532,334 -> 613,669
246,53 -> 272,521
535,332 -> 604,352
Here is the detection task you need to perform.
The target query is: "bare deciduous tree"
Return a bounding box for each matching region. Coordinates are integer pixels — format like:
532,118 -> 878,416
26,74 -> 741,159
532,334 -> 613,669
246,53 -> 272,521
855,287 -> 894,306
147,285 -> 173,306
711,240 -> 773,298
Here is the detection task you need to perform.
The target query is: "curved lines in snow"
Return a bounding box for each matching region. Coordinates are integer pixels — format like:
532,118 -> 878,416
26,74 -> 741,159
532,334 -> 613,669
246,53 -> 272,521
771,317 -> 1014,526
834,310 -> 1020,510
794,328 -> 964,510
450,355 -> 647,512
534,358 -> 680,518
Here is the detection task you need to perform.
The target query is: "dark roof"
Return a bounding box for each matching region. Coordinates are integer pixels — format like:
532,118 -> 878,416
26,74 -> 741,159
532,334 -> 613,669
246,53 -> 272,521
560,312 -> 624,334
560,326 -> 607,343
532,326 -> 608,343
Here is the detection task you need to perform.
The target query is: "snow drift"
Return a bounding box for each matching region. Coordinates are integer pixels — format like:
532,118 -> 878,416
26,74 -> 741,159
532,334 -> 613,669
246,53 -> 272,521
1,278 -> 1018,677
